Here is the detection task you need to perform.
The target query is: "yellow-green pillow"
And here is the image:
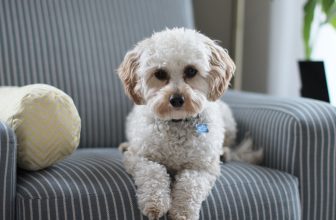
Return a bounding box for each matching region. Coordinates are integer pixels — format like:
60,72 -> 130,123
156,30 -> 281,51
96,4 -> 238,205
0,84 -> 81,170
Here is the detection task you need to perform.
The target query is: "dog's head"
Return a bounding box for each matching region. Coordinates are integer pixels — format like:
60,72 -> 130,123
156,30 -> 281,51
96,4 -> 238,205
118,28 -> 235,120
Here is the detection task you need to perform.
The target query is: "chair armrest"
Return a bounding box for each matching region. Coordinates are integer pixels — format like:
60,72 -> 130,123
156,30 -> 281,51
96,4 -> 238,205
0,121 -> 17,220
223,90 -> 336,220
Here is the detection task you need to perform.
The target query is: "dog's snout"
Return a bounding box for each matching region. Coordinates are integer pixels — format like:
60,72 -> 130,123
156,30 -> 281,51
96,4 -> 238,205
170,94 -> 184,108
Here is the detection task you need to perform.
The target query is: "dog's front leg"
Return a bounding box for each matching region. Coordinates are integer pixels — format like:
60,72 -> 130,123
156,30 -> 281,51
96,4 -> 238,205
124,152 -> 171,220
169,169 -> 219,220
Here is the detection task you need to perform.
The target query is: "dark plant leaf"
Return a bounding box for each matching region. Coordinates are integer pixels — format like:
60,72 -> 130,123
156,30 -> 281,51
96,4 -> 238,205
326,2 -> 336,28
321,0 -> 334,13
303,0 -> 317,59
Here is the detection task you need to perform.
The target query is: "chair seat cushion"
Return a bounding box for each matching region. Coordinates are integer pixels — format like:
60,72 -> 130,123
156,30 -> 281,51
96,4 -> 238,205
16,148 -> 301,220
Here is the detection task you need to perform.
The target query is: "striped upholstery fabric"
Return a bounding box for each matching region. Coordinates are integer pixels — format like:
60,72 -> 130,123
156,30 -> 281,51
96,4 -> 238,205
0,0 -> 194,148
223,90 -> 336,220
0,122 -> 17,220
16,148 -> 300,220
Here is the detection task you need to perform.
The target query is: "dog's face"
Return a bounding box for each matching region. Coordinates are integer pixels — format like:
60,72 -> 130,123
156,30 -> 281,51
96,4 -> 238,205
118,28 -> 235,120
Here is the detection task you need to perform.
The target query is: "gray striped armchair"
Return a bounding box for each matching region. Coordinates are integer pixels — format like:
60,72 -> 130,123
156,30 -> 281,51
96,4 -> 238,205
0,0 -> 335,219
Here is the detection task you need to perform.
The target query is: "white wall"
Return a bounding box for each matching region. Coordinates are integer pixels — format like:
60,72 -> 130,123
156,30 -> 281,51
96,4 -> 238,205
242,0 -> 305,97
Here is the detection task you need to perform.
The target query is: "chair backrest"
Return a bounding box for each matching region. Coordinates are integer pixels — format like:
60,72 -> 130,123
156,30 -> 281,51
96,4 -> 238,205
0,0 -> 194,148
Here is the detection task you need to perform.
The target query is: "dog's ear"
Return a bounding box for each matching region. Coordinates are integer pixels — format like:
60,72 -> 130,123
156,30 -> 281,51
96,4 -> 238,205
206,40 -> 236,101
118,49 -> 144,105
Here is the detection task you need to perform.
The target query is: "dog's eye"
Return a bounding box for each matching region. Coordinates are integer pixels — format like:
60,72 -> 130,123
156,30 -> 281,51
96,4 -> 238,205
184,66 -> 198,78
154,69 -> 169,81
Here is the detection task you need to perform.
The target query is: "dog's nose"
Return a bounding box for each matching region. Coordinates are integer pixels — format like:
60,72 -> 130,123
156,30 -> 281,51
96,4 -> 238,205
170,94 -> 184,108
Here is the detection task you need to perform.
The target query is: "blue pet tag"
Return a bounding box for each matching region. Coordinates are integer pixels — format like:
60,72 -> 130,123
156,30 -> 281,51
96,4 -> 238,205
195,123 -> 209,134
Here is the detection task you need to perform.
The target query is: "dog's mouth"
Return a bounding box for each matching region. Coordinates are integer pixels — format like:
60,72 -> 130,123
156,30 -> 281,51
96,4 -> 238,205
154,103 -> 197,121
170,114 -> 200,123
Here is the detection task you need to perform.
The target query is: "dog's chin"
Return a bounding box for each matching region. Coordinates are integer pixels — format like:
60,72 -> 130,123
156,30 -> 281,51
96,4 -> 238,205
153,108 -> 201,121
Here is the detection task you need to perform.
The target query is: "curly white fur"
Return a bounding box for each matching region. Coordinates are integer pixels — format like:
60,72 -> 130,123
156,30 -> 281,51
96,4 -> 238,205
118,28 -> 263,220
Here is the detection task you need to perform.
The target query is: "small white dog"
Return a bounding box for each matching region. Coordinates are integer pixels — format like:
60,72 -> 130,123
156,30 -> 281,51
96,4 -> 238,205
117,28 -> 263,220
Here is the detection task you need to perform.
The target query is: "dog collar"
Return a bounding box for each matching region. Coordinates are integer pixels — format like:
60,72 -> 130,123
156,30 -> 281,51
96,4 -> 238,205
169,115 -> 208,134
195,123 -> 209,134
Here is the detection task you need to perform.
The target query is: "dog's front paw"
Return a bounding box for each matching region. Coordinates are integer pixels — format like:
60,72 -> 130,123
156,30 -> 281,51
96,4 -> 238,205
143,202 -> 168,220
131,158 -> 172,219
141,198 -> 171,220
169,207 -> 197,220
